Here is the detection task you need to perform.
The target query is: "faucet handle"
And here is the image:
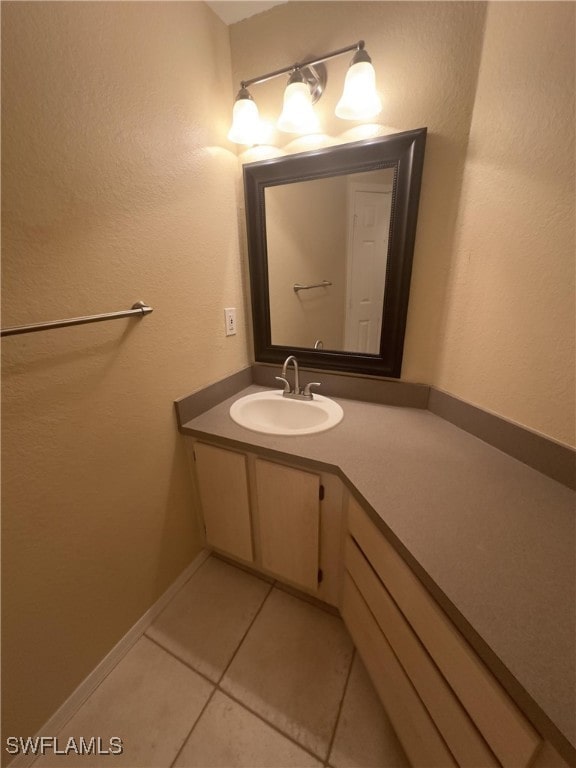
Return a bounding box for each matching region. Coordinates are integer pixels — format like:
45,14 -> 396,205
303,382 -> 321,398
275,376 -> 291,394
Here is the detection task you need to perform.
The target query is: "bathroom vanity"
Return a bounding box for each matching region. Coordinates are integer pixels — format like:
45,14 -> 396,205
191,441 -> 345,605
179,384 -> 575,768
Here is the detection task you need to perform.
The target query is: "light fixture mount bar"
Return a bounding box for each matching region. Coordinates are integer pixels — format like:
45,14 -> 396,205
241,40 -> 364,89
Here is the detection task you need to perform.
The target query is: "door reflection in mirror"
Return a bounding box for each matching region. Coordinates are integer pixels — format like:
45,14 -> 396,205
266,167 -> 395,354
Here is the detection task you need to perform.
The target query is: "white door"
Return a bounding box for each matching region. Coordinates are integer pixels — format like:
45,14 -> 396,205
344,186 -> 392,353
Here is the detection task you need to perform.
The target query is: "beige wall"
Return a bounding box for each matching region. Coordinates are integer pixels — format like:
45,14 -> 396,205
230,1 -> 575,447
267,176 -> 347,349
265,167 -> 396,352
433,2 -> 575,446
2,0 -> 574,748
230,1 -> 489,382
1,1 -> 249,743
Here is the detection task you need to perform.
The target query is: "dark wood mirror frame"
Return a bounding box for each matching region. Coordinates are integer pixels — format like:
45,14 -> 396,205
244,127 -> 427,377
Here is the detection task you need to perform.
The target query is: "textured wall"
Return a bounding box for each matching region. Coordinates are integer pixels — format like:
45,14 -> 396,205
230,1 -> 489,385
433,2 -> 575,447
230,1 -> 575,446
2,0 -> 574,748
266,176 -> 347,349
1,1 -> 249,742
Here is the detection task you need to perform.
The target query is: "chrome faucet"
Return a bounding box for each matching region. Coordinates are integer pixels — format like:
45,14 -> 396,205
280,355 -> 300,395
276,355 -> 321,401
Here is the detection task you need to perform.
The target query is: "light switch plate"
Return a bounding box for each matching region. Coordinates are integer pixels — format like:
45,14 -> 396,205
224,307 -> 236,336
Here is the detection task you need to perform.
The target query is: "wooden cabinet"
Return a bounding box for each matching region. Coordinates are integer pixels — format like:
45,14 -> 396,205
254,459 -> 320,591
190,440 -> 345,605
531,742 -> 573,768
342,572 -> 458,767
344,537 -> 497,767
193,442 -> 253,563
344,495 -> 542,768
189,438 -> 568,766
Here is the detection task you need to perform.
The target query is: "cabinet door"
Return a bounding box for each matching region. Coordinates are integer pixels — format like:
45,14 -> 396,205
254,459 -> 320,591
194,443 -> 253,562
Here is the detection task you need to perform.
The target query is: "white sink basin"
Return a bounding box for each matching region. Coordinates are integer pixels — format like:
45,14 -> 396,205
229,390 -> 344,436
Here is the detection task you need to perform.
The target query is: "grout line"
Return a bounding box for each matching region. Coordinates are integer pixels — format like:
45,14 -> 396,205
146,576 -> 274,689
168,685 -> 218,768
147,591 -> 328,765
214,582 -> 353,764
32,554 -> 353,768
143,634 -> 220,687
324,647 -> 356,765
137,563 -> 355,766
16,550 -> 211,763
273,578 -> 340,616
216,686 -> 327,765
217,580 -> 274,684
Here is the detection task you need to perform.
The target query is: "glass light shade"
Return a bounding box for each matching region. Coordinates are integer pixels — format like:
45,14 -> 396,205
228,96 -> 260,145
335,61 -> 382,120
277,82 -> 319,134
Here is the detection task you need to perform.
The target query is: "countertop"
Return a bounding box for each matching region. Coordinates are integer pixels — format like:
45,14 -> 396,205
181,385 -> 576,758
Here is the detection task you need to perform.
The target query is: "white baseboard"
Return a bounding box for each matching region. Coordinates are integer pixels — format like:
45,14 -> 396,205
8,549 -> 210,768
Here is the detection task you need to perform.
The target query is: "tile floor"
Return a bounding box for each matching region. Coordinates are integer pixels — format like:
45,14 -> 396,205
34,556 -> 409,768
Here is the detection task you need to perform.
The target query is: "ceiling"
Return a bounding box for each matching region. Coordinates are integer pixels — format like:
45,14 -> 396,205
206,1 -> 288,25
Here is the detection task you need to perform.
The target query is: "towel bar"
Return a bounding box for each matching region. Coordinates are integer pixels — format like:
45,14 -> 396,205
1,301 -> 153,337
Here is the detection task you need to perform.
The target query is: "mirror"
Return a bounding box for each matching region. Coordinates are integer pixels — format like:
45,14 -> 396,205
244,128 -> 427,377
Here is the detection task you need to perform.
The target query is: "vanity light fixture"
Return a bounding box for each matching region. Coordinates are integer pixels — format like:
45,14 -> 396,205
228,86 -> 261,145
336,46 -> 382,120
277,68 -> 320,134
228,40 -> 381,145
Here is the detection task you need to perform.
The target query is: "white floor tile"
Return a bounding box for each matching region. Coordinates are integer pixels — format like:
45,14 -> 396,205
175,690 -> 323,767
31,559 -> 408,768
33,637 -> 213,767
146,556 -> 271,682
220,587 -> 354,760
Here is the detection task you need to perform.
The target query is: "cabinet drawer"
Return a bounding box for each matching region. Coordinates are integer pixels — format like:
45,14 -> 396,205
348,496 -> 540,768
342,573 -> 457,768
345,535 -> 498,767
